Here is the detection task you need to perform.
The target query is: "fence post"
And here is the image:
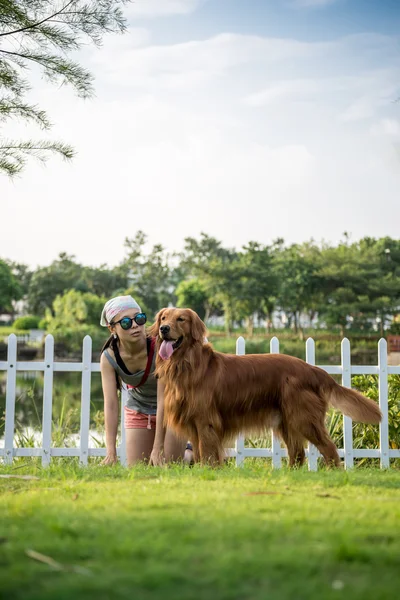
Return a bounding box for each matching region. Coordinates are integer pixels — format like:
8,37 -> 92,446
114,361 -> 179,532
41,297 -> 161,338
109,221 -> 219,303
235,336 -> 246,467
306,338 -> 318,471
378,339 -> 390,469
270,337 -> 281,469
4,334 -> 17,466
41,335 -> 54,467
79,336 -> 92,466
341,338 -> 354,469
119,385 -> 128,467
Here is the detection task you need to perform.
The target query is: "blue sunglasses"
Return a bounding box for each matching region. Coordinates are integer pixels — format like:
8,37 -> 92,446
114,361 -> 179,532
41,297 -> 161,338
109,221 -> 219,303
112,313 -> 147,330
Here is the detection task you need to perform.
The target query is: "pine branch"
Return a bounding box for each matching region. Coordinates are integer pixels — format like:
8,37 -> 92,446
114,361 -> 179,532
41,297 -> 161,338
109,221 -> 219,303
0,1 -> 132,176
0,138 -> 75,176
0,97 -> 51,128
0,48 -> 94,97
0,1 -> 76,37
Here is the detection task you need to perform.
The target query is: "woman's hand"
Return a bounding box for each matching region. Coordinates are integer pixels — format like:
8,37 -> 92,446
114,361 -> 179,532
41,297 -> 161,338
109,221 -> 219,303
149,446 -> 165,467
101,451 -> 118,466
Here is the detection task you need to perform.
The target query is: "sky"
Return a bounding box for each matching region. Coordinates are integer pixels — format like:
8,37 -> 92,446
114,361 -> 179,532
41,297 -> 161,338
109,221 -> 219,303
1,0 -> 400,268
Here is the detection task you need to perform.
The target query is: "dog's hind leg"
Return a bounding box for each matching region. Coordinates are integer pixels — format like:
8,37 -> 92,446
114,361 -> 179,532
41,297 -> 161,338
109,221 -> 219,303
282,389 -> 340,468
275,423 -> 306,468
298,419 -> 340,468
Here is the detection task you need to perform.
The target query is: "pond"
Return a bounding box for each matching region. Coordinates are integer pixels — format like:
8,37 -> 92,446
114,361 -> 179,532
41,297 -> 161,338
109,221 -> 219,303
0,370 -> 109,448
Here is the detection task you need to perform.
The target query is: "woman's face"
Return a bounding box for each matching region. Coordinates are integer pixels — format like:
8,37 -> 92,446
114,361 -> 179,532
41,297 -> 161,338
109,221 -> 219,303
109,309 -> 146,344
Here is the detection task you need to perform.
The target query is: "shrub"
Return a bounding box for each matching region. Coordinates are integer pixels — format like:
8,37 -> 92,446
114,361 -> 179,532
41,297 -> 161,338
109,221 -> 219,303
389,322 -> 400,335
38,318 -> 48,330
45,325 -> 107,355
12,315 -> 41,330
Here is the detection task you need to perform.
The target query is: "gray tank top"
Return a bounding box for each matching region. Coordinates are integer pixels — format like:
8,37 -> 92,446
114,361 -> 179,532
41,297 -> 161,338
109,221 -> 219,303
103,343 -> 157,415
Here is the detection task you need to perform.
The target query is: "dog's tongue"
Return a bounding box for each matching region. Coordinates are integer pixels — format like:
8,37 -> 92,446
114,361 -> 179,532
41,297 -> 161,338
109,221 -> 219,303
159,340 -> 175,360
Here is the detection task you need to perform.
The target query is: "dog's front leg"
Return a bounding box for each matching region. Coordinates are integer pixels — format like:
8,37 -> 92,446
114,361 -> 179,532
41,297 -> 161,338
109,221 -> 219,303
196,422 -> 225,467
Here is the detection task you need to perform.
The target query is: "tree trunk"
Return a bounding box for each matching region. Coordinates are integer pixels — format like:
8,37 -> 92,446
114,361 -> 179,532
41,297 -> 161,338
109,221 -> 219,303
246,316 -> 254,337
204,303 -> 211,323
266,319 -> 272,334
224,303 -> 231,336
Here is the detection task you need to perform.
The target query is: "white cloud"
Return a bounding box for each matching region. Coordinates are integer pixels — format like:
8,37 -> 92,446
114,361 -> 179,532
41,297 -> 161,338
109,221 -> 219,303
90,33 -> 316,90
126,0 -> 207,18
243,79 -> 321,106
371,119 -> 400,137
290,0 -> 339,7
1,29 -> 400,268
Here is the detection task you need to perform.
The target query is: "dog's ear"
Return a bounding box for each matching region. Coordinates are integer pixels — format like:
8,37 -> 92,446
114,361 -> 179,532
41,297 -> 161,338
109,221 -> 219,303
148,308 -> 166,339
188,309 -> 207,342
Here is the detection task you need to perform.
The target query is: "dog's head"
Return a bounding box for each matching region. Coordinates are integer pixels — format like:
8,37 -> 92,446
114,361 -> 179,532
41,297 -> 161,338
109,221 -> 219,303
149,307 -> 207,361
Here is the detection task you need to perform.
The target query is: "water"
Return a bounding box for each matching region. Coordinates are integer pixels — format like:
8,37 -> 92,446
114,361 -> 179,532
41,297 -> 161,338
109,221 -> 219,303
0,370 -> 107,447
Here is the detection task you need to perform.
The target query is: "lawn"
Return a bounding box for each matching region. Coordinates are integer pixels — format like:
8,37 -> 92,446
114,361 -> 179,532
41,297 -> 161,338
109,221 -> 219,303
1,463 -> 400,600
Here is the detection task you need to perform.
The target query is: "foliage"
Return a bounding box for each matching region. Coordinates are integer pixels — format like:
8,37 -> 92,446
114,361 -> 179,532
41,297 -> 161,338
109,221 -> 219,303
37,289 -> 107,353
4,233 -> 400,339
12,315 -> 41,330
27,253 -> 90,315
351,375 -> 400,450
122,231 -> 174,319
27,253 -> 124,316
389,322 -> 400,335
0,258 -> 22,313
43,289 -> 106,329
0,0 -> 131,176
175,278 -> 209,320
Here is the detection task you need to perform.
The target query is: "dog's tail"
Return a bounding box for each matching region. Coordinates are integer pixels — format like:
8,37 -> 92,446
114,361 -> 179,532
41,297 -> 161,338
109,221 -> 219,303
328,384 -> 382,424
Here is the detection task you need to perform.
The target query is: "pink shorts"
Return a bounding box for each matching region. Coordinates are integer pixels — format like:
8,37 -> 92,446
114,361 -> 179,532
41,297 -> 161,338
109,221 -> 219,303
124,406 -> 157,430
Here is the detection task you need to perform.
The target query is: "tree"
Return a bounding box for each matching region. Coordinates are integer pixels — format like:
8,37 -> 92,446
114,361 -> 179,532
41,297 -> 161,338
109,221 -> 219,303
179,233 -> 234,323
82,265 -> 128,298
5,260 -> 32,297
318,237 -> 400,335
0,0 -> 131,176
122,231 -> 174,318
0,258 -> 22,313
201,251 -> 243,335
236,242 -> 279,335
275,243 -> 321,335
27,252 -> 88,315
44,289 -> 105,329
175,278 -> 209,321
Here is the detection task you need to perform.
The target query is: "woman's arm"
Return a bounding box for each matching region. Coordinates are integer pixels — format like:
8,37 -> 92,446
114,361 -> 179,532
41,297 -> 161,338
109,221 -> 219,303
100,353 -> 120,465
150,379 -> 167,466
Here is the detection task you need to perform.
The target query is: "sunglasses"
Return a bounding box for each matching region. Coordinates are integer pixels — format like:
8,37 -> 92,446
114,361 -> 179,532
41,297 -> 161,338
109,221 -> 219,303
112,313 -> 147,330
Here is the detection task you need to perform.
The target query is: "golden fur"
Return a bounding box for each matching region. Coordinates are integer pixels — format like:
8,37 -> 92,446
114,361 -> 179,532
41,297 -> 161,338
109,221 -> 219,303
150,308 -> 382,467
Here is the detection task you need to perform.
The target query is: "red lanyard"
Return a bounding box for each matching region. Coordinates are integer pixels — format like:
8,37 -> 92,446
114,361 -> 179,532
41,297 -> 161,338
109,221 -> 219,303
127,337 -> 156,389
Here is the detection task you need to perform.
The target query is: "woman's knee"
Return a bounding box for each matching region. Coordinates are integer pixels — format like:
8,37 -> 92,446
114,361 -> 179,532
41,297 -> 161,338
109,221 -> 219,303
163,429 -> 186,461
125,428 -> 155,464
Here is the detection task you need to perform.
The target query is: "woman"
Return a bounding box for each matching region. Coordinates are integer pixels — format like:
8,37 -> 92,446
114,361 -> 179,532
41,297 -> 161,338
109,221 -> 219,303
99,295 -> 187,466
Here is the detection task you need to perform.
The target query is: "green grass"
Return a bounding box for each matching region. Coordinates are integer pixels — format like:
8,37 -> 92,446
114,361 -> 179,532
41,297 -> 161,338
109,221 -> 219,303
1,462 -> 400,600
0,327 -> 26,343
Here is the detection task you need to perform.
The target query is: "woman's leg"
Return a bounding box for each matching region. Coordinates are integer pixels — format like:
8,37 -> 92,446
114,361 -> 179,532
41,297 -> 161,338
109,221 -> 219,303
125,428 -> 156,466
163,428 -> 186,463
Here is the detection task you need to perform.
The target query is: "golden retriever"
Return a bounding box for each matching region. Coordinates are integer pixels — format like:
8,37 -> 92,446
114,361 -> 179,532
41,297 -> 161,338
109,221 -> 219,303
150,308 -> 382,467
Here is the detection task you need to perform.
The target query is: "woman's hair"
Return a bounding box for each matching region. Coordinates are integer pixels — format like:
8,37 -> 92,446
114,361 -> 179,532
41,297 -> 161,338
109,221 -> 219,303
101,332 -> 117,355
101,333 -> 122,391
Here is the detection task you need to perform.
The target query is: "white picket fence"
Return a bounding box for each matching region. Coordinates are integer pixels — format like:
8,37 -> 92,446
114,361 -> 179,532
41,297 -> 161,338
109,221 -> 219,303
1,334 -> 399,470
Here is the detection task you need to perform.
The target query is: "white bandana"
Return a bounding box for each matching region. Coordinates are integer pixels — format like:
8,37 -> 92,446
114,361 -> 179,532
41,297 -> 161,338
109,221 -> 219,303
100,295 -> 141,326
